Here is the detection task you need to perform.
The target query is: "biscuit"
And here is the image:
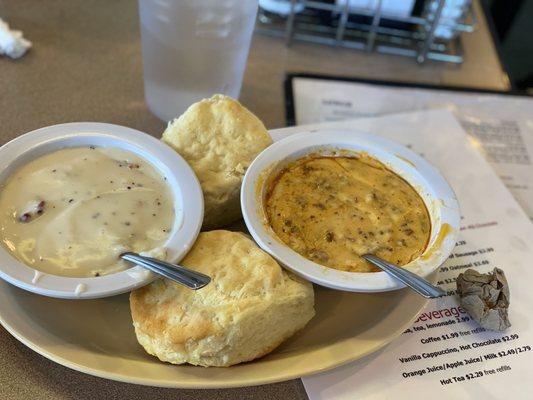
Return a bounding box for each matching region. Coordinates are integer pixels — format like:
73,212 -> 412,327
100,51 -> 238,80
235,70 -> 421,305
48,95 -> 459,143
130,230 -> 315,367
162,95 -> 272,230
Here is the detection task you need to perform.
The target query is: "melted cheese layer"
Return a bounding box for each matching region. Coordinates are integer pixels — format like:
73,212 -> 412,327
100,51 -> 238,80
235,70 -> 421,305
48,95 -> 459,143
265,155 -> 431,272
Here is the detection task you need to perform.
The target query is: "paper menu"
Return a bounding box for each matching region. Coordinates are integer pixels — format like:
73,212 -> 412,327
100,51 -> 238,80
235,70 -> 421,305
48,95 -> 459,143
269,109 -> 533,399
290,77 -> 533,220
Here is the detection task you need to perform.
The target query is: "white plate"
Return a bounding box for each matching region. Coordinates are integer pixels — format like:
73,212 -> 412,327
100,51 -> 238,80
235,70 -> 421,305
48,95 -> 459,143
0,276 -> 429,388
0,123 -> 204,299
241,130 -> 460,292
0,127 -> 442,388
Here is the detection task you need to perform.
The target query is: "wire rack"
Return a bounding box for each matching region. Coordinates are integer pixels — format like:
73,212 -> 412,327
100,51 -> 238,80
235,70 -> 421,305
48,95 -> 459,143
255,0 -> 477,63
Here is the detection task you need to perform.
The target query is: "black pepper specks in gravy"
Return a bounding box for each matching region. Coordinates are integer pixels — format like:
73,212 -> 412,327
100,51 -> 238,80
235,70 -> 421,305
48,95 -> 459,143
265,155 -> 431,272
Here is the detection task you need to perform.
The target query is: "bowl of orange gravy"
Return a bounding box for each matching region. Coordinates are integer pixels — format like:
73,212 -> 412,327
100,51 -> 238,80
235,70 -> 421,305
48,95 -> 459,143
241,130 -> 460,292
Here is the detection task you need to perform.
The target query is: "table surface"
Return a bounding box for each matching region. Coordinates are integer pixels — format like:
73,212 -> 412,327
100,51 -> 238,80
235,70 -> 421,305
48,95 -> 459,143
0,0 -> 508,399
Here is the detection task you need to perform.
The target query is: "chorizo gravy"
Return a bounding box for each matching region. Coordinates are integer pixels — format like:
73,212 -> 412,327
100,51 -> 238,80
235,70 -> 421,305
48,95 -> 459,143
265,153 -> 431,272
0,147 -> 174,278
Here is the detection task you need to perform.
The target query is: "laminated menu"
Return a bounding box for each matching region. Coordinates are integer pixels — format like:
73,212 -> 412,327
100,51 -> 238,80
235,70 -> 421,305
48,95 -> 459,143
270,109 -> 533,399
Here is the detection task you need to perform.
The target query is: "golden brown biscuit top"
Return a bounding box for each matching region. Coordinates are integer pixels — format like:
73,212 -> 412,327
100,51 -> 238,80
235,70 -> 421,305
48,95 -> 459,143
162,95 -> 273,228
130,230 -> 309,347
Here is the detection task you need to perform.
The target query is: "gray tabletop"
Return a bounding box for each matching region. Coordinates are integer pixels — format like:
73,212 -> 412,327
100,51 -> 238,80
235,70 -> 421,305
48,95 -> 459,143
0,0 -> 507,399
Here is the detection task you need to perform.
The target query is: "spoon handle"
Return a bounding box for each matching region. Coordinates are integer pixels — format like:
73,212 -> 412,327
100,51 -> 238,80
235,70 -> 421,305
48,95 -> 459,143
120,252 -> 211,290
362,254 -> 446,299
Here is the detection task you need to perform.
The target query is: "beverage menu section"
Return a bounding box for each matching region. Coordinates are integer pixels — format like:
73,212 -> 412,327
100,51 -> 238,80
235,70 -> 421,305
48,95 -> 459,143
399,222 -> 528,385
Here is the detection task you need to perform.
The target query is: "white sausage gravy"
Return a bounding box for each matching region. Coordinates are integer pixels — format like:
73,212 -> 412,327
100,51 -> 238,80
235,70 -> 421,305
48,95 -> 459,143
0,146 -> 175,277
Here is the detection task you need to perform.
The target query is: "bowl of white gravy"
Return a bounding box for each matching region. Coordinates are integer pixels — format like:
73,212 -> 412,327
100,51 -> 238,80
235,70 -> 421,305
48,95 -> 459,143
0,123 -> 203,298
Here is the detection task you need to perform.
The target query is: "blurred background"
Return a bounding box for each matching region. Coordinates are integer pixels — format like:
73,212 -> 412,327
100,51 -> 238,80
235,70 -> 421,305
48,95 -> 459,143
484,0 -> 533,91
0,0 -> 530,134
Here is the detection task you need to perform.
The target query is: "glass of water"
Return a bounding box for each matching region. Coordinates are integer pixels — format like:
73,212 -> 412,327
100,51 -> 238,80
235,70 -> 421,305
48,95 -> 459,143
138,0 -> 259,121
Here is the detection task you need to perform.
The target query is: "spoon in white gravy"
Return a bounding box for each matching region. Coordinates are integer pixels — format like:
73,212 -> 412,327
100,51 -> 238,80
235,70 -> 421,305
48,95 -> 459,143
120,252 -> 211,290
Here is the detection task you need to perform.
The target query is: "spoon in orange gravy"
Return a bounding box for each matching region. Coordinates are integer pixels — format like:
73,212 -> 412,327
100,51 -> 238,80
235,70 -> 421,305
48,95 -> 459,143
363,254 -> 446,298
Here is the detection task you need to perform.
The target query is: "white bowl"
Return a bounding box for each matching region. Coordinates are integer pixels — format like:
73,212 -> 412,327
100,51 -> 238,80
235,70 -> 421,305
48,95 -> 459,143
241,130 -> 460,292
0,123 -> 204,299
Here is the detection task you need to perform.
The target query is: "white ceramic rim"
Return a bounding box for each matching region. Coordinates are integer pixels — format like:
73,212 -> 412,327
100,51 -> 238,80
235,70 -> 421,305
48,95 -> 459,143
241,129 -> 460,292
0,123 -> 204,299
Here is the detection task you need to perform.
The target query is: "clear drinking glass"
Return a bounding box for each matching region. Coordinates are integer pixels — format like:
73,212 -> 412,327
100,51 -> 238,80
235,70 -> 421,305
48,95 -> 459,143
138,0 -> 259,121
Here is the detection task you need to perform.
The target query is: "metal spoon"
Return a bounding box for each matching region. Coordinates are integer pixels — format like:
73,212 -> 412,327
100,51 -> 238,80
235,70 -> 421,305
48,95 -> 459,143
362,254 -> 446,299
120,252 -> 211,290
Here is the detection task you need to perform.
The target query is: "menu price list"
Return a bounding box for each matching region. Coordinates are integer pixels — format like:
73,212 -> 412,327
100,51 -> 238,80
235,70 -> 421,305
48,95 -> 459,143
437,232 -> 495,297
400,318 -> 531,384
395,222 -> 530,388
